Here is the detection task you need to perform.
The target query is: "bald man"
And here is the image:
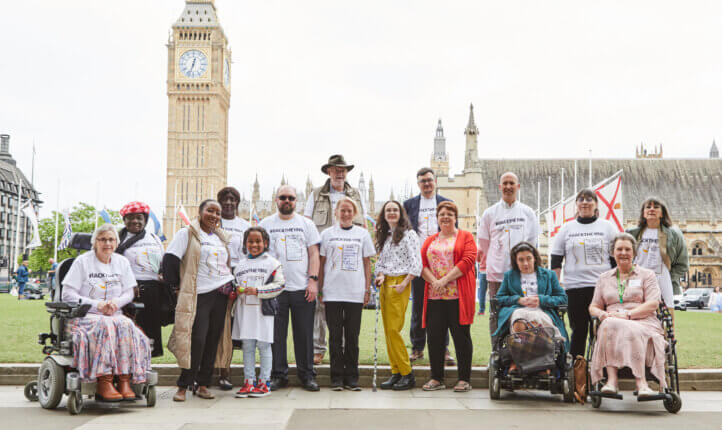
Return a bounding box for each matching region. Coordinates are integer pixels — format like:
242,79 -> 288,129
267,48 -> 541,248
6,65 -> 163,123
477,172 -> 540,344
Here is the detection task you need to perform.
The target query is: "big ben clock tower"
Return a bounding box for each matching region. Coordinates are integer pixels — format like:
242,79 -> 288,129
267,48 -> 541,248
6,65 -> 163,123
164,0 -> 231,240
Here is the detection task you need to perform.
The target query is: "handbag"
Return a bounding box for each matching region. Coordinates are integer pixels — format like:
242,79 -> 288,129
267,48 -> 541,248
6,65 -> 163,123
506,326 -> 556,374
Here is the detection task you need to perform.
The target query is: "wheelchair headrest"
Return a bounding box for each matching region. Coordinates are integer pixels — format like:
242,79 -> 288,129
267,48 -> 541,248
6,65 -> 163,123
69,233 -> 92,251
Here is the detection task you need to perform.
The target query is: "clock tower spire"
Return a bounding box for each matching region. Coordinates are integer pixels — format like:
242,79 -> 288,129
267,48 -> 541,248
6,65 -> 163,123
164,0 -> 231,240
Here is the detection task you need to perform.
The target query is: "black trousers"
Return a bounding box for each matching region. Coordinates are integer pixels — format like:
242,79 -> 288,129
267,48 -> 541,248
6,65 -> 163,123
135,281 -> 164,357
567,287 -> 596,358
177,289 -> 228,388
410,277 -> 449,352
272,290 -> 316,382
325,301 -> 363,383
427,299 -> 473,382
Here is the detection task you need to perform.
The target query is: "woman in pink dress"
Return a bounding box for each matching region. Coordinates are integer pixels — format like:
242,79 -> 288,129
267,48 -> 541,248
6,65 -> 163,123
588,233 -> 666,398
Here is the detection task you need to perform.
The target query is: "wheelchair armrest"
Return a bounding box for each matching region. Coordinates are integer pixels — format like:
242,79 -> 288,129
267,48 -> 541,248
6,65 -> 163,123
490,298 -> 500,313
590,316 -> 600,336
45,301 -> 91,318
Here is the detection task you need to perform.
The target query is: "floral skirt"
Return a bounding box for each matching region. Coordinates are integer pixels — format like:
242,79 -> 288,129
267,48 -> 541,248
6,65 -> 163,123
66,313 -> 152,383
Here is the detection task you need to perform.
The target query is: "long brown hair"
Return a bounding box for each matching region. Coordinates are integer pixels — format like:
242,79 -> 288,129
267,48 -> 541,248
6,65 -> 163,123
509,241 -> 542,272
637,197 -> 672,228
375,200 -> 412,253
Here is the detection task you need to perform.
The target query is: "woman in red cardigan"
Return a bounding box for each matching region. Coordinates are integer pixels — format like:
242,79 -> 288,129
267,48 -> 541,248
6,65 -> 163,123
420,201 -> 477,392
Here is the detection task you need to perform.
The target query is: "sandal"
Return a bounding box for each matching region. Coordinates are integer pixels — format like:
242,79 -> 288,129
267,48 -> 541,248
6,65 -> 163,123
196,386 -> 215,399
453,381 -> 471,392
422,379 -> 446,391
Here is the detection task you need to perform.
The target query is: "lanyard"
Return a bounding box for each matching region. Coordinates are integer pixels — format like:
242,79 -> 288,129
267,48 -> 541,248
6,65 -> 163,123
616,266 -> 634,304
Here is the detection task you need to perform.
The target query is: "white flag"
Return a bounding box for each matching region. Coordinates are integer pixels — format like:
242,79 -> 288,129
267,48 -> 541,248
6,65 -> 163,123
21,202 -> 42,249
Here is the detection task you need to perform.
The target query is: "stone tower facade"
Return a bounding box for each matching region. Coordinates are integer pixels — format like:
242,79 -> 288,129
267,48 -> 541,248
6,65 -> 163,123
711,140 -> 719,159
164,0 -> 231,240
463,104 -> 481,172
430,119 -> 449,177
368,176 -> 375,213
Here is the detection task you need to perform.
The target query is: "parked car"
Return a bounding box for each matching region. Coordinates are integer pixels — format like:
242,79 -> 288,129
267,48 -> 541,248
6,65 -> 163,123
673,294 -> 687,311
682,288 -> 713,309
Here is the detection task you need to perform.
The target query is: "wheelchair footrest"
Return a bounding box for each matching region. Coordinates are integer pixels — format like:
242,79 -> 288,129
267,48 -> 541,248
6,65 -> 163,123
637,393 -> 669,402
589,390 -> 623,400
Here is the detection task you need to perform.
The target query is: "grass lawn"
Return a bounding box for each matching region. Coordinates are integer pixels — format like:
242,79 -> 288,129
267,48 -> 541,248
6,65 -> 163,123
1,293 -> 720,368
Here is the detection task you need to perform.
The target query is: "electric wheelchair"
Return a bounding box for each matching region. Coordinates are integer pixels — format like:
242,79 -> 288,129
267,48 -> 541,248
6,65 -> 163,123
488,298 -> 575,402
23,233 -> 158,415
586,303 -> 682,413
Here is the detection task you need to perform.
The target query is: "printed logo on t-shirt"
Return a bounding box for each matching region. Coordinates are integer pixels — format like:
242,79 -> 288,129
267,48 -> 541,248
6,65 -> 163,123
87,273 -> 122,300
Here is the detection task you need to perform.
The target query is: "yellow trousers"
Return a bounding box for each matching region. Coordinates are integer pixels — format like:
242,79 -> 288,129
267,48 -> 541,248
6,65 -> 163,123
380,275 -> 412,375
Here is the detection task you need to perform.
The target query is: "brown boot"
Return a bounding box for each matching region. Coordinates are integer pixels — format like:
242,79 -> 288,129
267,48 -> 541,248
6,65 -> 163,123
117,374 -> 136,401
96,375 -> 123,402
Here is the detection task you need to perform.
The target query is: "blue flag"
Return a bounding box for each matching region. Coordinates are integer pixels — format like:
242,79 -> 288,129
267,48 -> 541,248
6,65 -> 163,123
148,210 -> 166,242
99,208 -> 112,224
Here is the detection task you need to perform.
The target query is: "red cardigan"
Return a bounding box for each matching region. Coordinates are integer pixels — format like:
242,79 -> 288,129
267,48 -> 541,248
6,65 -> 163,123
421,229 -> 478,328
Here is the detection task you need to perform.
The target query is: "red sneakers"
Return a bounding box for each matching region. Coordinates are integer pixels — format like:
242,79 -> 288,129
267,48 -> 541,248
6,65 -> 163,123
235,380 -> 254,398
249,381 -> 270,398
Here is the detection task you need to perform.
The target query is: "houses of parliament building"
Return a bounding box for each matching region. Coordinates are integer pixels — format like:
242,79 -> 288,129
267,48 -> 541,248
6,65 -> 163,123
163,1 -> 721,289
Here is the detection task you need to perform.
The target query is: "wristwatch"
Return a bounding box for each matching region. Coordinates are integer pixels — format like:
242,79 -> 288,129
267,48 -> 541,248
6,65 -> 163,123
309,275 -> 319,281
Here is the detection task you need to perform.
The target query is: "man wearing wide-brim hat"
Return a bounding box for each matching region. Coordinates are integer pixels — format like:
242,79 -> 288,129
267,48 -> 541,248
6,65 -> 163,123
304,154 -> 368,365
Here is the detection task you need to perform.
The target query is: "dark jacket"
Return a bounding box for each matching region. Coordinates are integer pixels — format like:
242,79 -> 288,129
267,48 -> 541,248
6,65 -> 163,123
403,193 -> 452,235
493,267 -> 569,349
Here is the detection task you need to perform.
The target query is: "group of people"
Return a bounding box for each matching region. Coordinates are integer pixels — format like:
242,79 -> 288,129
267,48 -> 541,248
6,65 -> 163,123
56,153 -> 689,404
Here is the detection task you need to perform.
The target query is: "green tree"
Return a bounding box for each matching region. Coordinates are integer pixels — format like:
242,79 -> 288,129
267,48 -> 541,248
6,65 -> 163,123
26,203 -> 122,273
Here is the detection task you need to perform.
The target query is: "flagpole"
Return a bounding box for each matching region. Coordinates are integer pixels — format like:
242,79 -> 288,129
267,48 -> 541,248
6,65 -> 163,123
94,182 -> 100,231
13,174 -> 22,272
547,176 -> 551,210
589,149 -> 593,187
31,141 -> 36,187
54,180 -> 59,261
574,160 -> 578,195
173,179 -> 178,233
537,182 -> 540,216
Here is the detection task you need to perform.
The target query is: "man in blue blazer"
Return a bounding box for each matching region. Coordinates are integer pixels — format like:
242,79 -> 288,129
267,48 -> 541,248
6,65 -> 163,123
403,167 -> 453,363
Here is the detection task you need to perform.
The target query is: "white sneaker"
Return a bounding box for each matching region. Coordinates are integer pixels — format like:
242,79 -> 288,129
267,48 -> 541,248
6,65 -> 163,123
600,383 -> 618,394
637,386 -> 656,398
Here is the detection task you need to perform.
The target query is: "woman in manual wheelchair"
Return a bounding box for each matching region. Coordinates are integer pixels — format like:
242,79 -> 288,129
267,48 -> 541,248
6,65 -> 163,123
61,223 -> 153,402
587,232 -> 681,413
488,241 -> 573,401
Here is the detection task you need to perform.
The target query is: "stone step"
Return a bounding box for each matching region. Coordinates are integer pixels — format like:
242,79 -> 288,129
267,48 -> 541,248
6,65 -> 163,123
3,363 -> 721,390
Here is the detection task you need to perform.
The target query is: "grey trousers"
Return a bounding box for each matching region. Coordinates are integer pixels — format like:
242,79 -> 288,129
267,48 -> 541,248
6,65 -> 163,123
488,281 -> 502,346
313,297 -> 327,354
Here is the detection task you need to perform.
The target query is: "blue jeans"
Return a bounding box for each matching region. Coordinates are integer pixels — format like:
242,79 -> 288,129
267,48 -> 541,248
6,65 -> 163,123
17,282 -> 26,296
476,272 -> 487,313
243,339 -> 272,383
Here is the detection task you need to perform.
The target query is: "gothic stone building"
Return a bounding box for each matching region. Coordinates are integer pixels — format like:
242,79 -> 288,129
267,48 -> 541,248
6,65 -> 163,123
433,105 -> 722,289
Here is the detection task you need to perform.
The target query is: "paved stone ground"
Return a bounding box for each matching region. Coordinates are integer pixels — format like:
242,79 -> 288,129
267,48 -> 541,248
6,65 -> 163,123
3,385 -> 721,429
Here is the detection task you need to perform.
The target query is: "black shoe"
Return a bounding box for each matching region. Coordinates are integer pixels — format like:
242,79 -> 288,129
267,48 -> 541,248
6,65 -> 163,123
218,378 -> 233,391
344,380 -> 361,391
301,379 -> 320,392
392,373 -> 416,391
330,380 -> 344,391
380,373 -> 401,390
269,378 -> 288,391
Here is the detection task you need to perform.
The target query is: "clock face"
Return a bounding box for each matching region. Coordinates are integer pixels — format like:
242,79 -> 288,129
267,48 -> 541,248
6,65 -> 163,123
224,59 -> 230,86
179,50 -> 208,79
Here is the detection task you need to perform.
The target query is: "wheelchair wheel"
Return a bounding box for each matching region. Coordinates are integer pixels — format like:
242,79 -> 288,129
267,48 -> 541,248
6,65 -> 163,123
24,381 -> 38,401
562,370 -> 575,403
38,358 -> 65,409
488,358 -> 501,400
663,392 -> 682,414
146,386 -> 156,407
67,391 -> 83,415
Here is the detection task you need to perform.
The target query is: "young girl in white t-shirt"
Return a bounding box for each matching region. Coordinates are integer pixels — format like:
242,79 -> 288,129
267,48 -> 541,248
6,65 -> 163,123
232,227 -> 285,398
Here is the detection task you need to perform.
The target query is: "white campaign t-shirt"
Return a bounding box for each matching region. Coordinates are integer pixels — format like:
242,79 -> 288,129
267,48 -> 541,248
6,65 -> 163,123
478,200 -> 540,282
520,272 -> 539,298
634,228 -> 674,307
232,253 -> 281,343
165,228 -> 234,294
320,225 -> 376,303
221,216 -> 251,268
417,195 -> 439,242
550,218 -> 618,290
119,232 -> 164,281
304,189 -> 368,222
260,213 -> 321,292
62,251 -> 137,314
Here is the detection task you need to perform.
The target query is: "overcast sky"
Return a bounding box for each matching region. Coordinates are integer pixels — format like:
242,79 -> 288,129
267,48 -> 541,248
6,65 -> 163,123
2,0 -> 722,219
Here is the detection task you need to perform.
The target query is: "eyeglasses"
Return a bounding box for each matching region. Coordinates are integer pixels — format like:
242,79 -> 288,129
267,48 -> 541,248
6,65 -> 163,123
418,178 -> 434,184
278,195 -> 296,201
97,238 -> 117,243
577,196 -> 595,203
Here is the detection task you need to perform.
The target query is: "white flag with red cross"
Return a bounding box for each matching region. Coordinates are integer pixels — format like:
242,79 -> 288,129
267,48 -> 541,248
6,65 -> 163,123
177,204 -> 191,226
545,171 -> 624,241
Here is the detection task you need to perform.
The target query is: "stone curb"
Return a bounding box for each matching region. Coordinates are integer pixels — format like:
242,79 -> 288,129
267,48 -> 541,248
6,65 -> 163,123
3,363 -> 721,391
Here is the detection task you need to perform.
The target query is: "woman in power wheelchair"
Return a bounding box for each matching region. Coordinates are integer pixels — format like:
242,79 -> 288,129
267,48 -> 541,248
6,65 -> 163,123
488,242 -> 573,402
24,226 -> 156,415
587,232 -> 682,413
